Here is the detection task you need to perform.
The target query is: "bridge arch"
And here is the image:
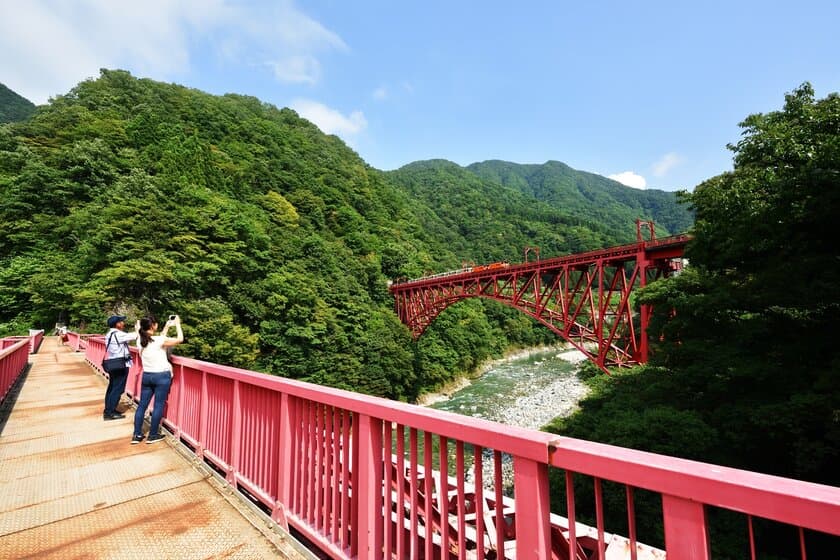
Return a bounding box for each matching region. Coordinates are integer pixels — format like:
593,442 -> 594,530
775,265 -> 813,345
390,234 -> 689,374
410,291 -> 616,370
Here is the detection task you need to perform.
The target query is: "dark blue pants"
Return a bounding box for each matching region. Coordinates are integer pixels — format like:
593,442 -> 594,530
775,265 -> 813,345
133,371 -> 172,437
103,367 -> 128,416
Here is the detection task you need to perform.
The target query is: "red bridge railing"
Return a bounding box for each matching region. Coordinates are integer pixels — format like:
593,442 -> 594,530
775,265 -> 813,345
0,330 -> 42,405
80,334 -> 840,559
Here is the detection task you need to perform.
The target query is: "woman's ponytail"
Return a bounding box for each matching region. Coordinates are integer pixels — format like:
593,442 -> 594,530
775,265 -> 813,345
139,316 -> 156,347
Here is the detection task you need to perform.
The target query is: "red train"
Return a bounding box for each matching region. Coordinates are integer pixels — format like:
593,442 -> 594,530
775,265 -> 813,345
471,261 -> 510,273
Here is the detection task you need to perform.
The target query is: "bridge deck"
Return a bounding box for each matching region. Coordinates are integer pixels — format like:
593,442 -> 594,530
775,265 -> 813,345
0,337 -> 305,559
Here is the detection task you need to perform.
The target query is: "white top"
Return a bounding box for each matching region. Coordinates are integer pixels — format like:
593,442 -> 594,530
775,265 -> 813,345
138,335 -> 171,373
105,328 -> 138,360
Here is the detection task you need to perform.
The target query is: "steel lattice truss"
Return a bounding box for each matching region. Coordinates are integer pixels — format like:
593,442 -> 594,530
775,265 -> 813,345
390,235 -> 689,373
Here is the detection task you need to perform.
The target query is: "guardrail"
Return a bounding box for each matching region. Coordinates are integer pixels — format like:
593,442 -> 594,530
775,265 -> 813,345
0,330 -> 44,355
64,331 -> 95,353
81,334 -> 840,559
0,334 -> 38,405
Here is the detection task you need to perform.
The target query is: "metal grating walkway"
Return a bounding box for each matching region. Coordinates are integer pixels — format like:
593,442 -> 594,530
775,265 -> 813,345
0,336 -> 307,559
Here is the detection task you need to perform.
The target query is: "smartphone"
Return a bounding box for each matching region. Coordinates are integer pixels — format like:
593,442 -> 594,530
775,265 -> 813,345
169,315 -> 176,321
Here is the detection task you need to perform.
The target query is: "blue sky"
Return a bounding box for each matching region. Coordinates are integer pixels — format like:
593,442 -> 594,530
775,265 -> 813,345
2,1 -> 838,191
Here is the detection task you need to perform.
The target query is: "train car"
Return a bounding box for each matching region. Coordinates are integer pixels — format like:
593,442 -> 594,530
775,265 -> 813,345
473,261 -> 510,273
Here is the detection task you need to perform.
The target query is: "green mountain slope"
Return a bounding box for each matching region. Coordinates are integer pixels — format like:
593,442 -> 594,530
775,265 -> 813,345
0,69 -> 434,398
467,159 -> 693,238
0,69 -> 693,400
387,160 -> 621,263
0,83 -> 36,123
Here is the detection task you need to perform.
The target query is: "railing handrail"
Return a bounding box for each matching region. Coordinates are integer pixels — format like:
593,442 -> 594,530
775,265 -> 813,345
0,336 -> 34,405
78,331 -> 840,558
0,337 -> 30,358
549,435 -> 840,536
170,354 -> 557,463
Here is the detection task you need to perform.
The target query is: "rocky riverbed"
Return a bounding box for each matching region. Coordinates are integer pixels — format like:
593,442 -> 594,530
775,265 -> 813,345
424,345 -> 592,491
495,348 -> 590,430
425,344 -> 590,430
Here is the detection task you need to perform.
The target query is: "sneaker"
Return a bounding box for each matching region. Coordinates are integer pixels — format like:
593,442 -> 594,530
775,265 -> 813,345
146,433 -> 166,444
103,413 -> 125,420
131,434 -> 145,444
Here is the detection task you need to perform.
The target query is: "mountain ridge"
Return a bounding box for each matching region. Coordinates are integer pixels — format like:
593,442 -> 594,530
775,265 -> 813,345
0,83 -> 36,123
466,159 -> 693,238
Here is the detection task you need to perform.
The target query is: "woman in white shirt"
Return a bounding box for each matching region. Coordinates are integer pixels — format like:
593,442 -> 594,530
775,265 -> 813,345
132,315 -> 183,444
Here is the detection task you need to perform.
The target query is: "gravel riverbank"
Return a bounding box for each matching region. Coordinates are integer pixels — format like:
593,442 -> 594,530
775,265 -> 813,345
420,345 -> 592,492
496,348 -> 590,430
421,345 -> 591,430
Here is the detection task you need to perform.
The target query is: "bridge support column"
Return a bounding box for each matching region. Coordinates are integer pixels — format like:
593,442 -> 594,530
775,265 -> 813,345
662,494 -> 710,559
514,456 -> 551,558
272,393 -> 294,530
357,414 -> 384,559
638,255 -> 653,364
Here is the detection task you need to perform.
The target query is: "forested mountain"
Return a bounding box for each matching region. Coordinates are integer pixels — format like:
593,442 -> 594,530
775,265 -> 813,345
0,83 -> 36,123
467,159 -> 694,238
0,69 -> 690,401
387,160 -> 621,264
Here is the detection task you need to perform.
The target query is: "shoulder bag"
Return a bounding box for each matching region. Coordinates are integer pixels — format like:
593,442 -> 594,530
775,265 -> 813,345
102,332 -> 129,373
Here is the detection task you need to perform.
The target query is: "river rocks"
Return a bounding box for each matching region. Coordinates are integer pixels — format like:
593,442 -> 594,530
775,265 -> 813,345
496,360 -> 590,430
428,346 -> 592,491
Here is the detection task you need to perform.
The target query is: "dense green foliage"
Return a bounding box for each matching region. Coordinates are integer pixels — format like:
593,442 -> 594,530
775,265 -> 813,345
545,84 -> 840,554
0,69 -> 687,402
0,83 -> 36,123
468,159 -> 694,239
388,160 -> 616,264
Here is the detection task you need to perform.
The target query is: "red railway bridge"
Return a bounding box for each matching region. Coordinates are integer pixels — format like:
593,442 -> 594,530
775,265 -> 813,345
390,221 -> 689,373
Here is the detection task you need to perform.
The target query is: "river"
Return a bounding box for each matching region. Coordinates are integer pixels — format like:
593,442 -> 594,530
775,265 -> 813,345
418,345 -> 590,490
425,345 -> 591,431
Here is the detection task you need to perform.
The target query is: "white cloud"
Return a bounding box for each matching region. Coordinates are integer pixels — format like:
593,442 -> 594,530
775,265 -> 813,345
372,86 -> 388,101
260,2 -> 346,53
652,152 -> 685,177
0,0 -> 346,103
291,99 -> 367,138
608,171 -> 647,189
269,56 -> 321,85
244,1 -> 347,84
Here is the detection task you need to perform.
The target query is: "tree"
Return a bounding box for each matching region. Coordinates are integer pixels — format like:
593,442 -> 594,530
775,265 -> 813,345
643,83 -> 840,483
547,84 -> 840,555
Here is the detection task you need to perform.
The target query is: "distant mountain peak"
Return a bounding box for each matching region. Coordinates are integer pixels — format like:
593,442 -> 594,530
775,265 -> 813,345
0,83 -> 36,123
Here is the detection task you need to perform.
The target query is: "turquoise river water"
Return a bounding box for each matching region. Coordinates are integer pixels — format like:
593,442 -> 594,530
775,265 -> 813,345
426,346 -> 590,431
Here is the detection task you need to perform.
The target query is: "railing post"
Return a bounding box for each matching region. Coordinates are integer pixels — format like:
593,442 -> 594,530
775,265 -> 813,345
662,494 -> 710,559
356,414 -> 384,559
514,456 -> 551,558
198,370 -> 208,459
273,393 -> 294,529
228,379 -> 241,485
174,361 -> 184,438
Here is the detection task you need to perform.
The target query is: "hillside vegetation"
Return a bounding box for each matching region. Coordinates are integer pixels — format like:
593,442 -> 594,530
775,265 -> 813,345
468,159 -> 693,238
545,84 -> 840,556
0,83 -> 36,123
0,69 -> 689,400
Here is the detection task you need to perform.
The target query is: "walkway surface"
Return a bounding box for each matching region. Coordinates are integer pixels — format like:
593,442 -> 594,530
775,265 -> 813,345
0,337 -> 307,559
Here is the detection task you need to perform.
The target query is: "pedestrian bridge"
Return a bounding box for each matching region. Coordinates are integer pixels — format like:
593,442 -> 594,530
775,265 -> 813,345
2,331 -> 839,559
0,334 -> 308,559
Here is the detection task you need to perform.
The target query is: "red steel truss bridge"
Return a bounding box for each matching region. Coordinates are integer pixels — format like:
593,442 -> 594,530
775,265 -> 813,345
390,222 -> 690,373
